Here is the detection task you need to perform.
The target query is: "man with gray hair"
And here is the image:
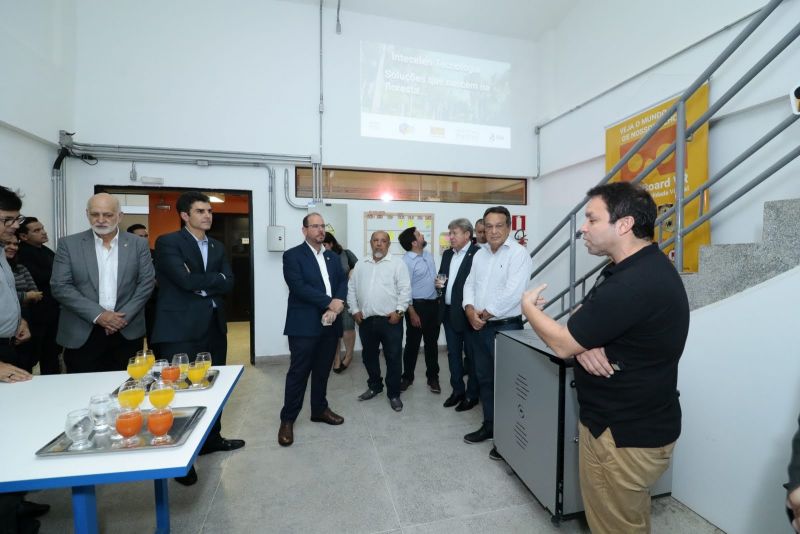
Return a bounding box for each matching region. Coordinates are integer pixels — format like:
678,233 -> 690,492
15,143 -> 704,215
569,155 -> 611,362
51,192 -> 155,373
437,218 -> 481,411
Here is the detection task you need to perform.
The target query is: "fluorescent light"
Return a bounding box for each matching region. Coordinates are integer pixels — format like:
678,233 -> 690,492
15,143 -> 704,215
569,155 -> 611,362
206,193 -> 225,203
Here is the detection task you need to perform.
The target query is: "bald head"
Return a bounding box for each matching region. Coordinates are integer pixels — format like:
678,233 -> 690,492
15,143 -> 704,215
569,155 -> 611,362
369,231 -> 390,261
86,193 -> 122,237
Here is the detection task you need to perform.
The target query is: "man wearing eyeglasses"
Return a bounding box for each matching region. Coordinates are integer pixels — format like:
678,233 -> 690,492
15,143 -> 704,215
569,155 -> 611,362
277,212 -> 347,447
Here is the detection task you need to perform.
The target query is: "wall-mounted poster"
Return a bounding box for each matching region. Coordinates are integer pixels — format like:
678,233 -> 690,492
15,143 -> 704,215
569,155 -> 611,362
605,83 -> 710,272
363,211 -> 434,258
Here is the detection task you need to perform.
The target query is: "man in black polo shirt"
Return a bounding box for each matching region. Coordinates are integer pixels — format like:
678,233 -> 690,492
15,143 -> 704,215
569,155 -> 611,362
522,182 -> 689,534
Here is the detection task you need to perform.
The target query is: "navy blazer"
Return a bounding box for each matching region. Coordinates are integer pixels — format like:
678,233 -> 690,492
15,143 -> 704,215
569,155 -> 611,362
437,244 -> 481,332
150,229 -> 234,344
283,242 -> 347,338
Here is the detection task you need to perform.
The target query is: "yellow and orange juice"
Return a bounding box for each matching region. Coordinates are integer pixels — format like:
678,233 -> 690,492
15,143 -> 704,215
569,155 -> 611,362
149,387 -> 175,409
118,387 -> 145,409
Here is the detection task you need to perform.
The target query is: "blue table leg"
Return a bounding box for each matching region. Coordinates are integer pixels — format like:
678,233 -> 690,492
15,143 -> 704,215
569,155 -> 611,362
71,485 -> 99,534
154,478 -> 170,533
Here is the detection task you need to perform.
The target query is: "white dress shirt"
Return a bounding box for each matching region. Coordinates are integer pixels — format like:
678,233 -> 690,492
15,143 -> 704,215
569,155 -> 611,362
444,244 -> 469,306
462,236 -> 533,319
94,229 -> 119,312
347,253 -> 411,319
306,242 -> 332,297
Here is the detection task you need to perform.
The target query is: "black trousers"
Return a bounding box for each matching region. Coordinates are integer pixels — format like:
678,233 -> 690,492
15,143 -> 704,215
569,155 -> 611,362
0,342 -> 22,369
359,316 -> 403,398
402,298 -> 441,382
280,333 -> 338,422
153,309 -> 228,445
64,326 -> 143,373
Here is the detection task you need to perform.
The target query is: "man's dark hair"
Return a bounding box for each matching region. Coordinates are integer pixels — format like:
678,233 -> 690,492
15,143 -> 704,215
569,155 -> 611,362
323,232 -> 343,254
586,182 -> 656,240
398,227 -> 417,252
483,206 -> 511,227
176,191 -> 210,219
16,216 -> 39,236
127,223 -> 147,234
302,212 -> 322,227
0,186 -> 22,212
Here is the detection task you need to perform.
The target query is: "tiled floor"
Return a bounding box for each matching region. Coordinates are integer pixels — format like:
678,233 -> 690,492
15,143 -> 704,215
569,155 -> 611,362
33,328 -> 724,533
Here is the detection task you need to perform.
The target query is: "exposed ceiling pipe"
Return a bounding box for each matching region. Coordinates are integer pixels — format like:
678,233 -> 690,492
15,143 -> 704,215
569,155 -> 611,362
285,168 -> 306,209
316,0 -> 325,205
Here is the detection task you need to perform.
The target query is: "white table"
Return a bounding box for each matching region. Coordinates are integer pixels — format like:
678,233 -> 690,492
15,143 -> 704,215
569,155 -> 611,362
0,365 -> 243,534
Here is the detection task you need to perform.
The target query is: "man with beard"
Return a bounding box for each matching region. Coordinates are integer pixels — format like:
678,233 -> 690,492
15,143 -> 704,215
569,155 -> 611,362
51,193 -> 155,373
397,226 -> 441,394
348,231 -> 411,412
15,216 -> 61,374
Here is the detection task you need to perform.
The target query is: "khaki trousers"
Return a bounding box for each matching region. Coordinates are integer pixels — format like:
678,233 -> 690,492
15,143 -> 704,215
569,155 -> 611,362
578,423 -> 675,534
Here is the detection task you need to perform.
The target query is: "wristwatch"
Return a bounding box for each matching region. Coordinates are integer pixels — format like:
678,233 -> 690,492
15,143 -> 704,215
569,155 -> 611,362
396,310 -> 405,318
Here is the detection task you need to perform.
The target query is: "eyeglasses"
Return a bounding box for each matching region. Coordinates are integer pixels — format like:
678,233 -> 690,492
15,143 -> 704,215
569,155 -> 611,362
0,215 -> 25,227
305,224 -> 325,230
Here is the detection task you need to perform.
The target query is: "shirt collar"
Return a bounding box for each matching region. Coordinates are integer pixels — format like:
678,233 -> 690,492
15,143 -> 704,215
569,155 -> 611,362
93,228 -> 120,246
184,227 -> 208,244
365,253 -> 392,264
305,241 -> 324,256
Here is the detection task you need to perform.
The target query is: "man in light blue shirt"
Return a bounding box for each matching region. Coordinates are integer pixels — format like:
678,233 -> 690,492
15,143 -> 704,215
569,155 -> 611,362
398,226 -> 441,394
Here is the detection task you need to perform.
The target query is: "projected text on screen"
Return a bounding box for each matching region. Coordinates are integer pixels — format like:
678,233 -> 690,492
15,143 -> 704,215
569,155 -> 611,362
360,42 -> 512,149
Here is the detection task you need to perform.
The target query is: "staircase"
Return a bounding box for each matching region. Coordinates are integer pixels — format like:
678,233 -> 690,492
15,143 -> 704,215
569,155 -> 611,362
681,198 -> 800,310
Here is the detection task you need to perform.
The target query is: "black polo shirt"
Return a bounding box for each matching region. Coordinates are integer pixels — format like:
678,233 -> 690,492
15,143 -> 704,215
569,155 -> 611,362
567,243 -> 690,448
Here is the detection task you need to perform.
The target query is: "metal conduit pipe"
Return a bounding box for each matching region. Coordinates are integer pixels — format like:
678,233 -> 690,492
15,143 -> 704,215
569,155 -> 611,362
285,168 -> 306,210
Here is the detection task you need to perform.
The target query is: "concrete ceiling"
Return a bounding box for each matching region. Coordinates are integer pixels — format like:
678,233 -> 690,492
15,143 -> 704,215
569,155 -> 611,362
280,0 -> 579,41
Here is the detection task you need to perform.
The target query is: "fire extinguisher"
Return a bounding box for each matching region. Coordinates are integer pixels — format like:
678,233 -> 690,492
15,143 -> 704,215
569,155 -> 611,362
514,229 -> 527,247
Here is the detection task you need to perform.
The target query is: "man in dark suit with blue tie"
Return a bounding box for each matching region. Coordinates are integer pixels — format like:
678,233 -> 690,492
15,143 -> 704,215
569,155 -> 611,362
278,212 -> 347,447
438,218 -> 481,412
151,191 -> 244,485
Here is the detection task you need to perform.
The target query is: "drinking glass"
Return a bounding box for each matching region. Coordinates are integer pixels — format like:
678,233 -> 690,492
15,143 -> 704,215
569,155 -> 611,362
127,355 -> 149,381
118,381 -> 145,409
65,409 -> 94,451
195,352 -> 212,372
115,408 -> 143,448
148,379 -> 175,409
435,273 -> 448,296
89,394 -> 112,432
161,365 -> 181,384
107,397 -> 123,441
172,353 -> 189,380
147,407 -> 174,445
151,359 -> 169,380
186,362 -> 206,388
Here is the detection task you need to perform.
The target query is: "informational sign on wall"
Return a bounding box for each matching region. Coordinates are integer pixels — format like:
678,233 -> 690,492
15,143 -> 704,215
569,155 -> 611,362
363,211 -> 435,257
605,83 -> 710,272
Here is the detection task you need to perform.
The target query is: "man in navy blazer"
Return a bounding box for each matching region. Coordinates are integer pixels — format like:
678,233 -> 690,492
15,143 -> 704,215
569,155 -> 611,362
437,218 -> 481,412
278,212 -> 347,447
150,191 -> 243,485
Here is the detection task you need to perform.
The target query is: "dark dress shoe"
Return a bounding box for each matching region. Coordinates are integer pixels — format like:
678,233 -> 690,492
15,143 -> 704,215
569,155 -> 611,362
443,393 -> 465,408
199,438 -> 245,455
489,446 -> 504,461
332,365 -> 343,374
399,377 -> 412,391
310,407 -> 344,425
358,388 -> 381,401
175,465 -> 198,486
278,421 -> 294,447
428,379 -> 441,394
455,397 -> 479,412
389,397 -> 403,412
17,500 -> 50,518
17,517 -> 40,534
463,423 -> 493,444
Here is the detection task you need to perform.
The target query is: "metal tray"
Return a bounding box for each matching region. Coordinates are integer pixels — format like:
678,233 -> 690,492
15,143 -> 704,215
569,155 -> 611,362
110,369 -> 219,396
35,406 -> 207,457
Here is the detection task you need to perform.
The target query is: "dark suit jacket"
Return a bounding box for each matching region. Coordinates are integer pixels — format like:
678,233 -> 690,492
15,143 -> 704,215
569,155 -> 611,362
50,229 -> 155,348
150,229 -> 234,344
16,242 -> 59,323
283,242 -> 347,338
438,244 -> 481,332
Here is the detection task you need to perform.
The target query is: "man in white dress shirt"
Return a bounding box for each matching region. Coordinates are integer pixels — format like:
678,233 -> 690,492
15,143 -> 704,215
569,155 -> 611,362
462,206 -> 533,460
51,193 -> 155,372
348,231 -> 411,412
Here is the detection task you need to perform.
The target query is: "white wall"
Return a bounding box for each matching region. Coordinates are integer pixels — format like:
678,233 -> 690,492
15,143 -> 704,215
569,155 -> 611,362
673,265 -> 800,534
72,0 -> 537,177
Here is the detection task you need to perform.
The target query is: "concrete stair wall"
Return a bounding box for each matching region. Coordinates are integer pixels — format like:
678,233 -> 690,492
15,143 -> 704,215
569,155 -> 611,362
681,198 -> 800,309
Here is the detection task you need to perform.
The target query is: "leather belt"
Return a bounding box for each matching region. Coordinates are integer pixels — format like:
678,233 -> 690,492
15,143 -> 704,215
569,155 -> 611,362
487,316 -> 522,327
0,337 -> 14,345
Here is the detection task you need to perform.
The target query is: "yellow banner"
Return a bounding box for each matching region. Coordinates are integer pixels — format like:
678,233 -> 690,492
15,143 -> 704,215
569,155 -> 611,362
605,83 -> 710,272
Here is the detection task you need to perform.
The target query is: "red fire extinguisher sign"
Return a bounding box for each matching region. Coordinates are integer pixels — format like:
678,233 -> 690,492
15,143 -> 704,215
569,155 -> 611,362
512,215 -> 526,231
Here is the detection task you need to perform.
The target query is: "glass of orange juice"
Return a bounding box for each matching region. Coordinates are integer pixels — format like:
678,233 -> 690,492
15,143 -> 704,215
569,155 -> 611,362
149,379 -> 175,409
161,365 -> 181,384
118,381 -> 145,409
186,362 -> 206,388
195,352 -> 212,373
127,355 -> 149,381
116,408 -> 143,447
172,353 -> 189,380
148,407 -> 174,445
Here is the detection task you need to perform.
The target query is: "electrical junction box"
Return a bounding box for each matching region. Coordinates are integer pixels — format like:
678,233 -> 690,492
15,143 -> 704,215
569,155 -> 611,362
267,226 -> 285,251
